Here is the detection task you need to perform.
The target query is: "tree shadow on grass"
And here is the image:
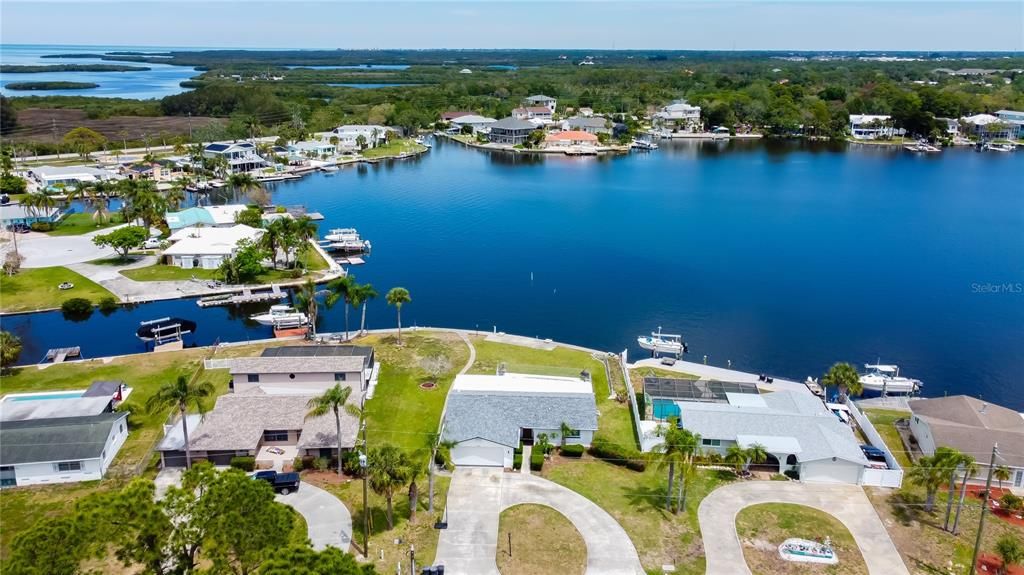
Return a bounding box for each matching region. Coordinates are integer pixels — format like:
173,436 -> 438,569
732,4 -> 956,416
621,482 -> 673,516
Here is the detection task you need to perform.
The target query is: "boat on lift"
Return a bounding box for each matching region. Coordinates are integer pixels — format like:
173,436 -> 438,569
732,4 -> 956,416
637,327 -> 687,355
249,304 -> 308,327
324,228 -> 361,242
136,317 -> 197,342
859,363 -> 923,395
631,138 -> 659,151
983,142 -> 1016,152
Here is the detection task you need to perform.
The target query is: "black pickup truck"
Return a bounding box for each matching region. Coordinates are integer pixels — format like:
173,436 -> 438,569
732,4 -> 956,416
253,470 -> 301,495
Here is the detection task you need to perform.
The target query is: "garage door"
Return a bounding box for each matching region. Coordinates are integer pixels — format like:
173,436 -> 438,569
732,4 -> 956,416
452,445 -> 505,467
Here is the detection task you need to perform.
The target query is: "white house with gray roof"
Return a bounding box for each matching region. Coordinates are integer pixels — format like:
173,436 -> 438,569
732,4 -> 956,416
441,372 -> 598,468
228,345 -> 377,396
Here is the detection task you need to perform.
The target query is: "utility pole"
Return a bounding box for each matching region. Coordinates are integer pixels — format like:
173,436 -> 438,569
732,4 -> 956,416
359,421 -> 370,558
969,443 -> 999,575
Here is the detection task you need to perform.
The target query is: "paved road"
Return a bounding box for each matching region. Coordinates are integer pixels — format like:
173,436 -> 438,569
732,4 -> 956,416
434,468 -> 644,575
277,481 -> 352,551
698,481 -> 909,575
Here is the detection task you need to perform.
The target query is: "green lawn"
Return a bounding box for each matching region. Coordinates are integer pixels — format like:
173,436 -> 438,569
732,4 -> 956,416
497,504 -> 586,575
470,338 -> 636,448
736,503 -> 867,575
120,247 -> 327,283
46,212 -> 125,236
0,266 -> 116,312
628,365 -> 699,393
360,139 -> 427,159
862,408 -> 913,468
544,457 -> 735,574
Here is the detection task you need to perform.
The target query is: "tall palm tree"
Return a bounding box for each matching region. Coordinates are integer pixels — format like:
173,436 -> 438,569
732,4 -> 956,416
994,466 -> 1012,490
227,172 -> 262,198
166,177 -> 189,210
145,375 -> 215,469
652,420 -> 689,512
385,287 -> 411,345
822,362 -> 862,401
350,283 -> 378,336
425,432 -> 457,515
368,445 -> 412,530
261,218 -> 288,268
293,279 -> 321,337
289,216 -> 319,268
950,453 -> 979,534
21,191 -> 56,218
305,384 -> 355,475
908,447 -> 958,513
326,275 -> 355,340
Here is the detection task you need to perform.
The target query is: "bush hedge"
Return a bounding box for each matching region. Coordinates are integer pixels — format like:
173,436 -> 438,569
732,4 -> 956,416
513,453 -> 522,470
529,450 -> 544,472
61,297 -> 93,314
229,456 -> 255,471
588,437 -> 646,472
30,222 -> 53,232
560,444 -> 585,457
98,296 -> 119,313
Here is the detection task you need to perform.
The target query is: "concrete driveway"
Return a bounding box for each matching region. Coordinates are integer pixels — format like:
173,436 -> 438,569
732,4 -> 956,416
434,468 -> 644,575
8,226 -> 124,268
278,481 -> 352,551
698,481 -> 909,575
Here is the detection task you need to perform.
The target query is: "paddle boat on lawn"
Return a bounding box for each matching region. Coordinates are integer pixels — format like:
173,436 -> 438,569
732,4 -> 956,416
778,536 -> 838,565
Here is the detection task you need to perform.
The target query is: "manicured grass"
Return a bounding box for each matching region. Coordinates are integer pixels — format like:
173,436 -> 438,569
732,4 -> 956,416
628,365 -> 699,392
496,504 -> 586,575
736,503 -> 867,575
862,408 -> 913,468
470,338 -> 636,448
543,456 -> 735,574
360,139 -> 427,159
310,472 -> 451,570
0,266 -> 116,312
357,331 -> 469,452
120,264 -> 220,281
46,212 -> 124,236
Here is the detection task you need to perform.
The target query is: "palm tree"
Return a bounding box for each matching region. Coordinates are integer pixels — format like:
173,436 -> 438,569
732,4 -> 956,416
261,218 -> 288,268
305,384 -> 355,475
22,191 -> 56,218
950,453 -> 979,534
0,331 -> 23,373
227,172 -> 262,202
994,465 -> 1012,490
293,279 -> 321,336
326,275 -> 355,340
166,177 -> 189,210
996,534 -> 1024,575
744,443 -> 768,471
407,462 -> 423,522
350,283 -> 378,336
908,447 -> 957,513
385,287 -> 411,345
652,420 -> 689,512
288,216 -> 319,269
725,444 -> 748,475
559,422 -> 573,450
145,375 -> 215,469
368,445 -> 412,530
426,432 -> 457,514
822,362 -> 862,401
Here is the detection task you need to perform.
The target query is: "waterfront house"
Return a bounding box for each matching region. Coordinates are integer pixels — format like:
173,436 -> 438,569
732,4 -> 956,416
908,396 -> 1024,490
962,113 -> 1022,141
0,203 -> 65,228
562,116 -> 614,135
848,114 -> 901,140
28,165 -> 118,191
653,100 -> 703,132
228,345 -> 377,396
544,130 -> 599,149
203,142 -> 269,173
449,114 -> 497,134
0,413 -> 129,487
330,125 -> 389,151
936,117 -> 961,137
441,372 -> 598,468
486,117 -> 537,145
512,106 -> 553,122
163,224 -> 264,269
289,140 -> 336,159
165,204 -> 248,231
523,95 -> 557,114
155,392 -> 358,468
441,111 -> 474,122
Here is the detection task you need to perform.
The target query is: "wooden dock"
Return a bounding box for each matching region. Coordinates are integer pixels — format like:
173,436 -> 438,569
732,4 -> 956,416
42,347 -> 81,364
197,285 -> 285,307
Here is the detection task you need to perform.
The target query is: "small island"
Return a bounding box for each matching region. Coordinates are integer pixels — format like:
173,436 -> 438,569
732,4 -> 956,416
1,64 -> 150,73
5,81 -> 100,91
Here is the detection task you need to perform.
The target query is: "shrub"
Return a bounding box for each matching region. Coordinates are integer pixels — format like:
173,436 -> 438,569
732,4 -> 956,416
61,297 -> 93,314
292,457 -> 304,472
98,296 -> 118,313
784,469 -> 800,480
529,450 -> 544,472
513,453 -> 522,470
588,437 -> 646,472
1000,493 -> 1023,512
229,456 -> 255,471
342,450 -> 363,476
560,444 -> 585,458
314,457 -> 329,472
29,222 -> 53,232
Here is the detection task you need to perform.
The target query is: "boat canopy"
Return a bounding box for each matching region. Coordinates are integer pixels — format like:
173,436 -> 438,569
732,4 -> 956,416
864,364 -> 898,372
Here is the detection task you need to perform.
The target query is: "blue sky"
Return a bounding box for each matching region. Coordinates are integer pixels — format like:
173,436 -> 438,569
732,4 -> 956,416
2,1 -> 1022,51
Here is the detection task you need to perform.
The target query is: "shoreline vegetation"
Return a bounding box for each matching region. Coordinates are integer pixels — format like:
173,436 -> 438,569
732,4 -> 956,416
0,64 -> 151,73
6,81 -> 99,91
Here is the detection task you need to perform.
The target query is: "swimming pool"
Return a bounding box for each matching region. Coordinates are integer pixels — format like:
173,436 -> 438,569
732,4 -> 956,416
652,399 -> 681,420
8,391 -> 85,402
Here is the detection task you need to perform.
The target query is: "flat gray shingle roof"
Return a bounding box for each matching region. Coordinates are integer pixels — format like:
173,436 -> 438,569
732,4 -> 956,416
0,413 -> 127,465
229,356 -> 366,375
442,391 -> 598,448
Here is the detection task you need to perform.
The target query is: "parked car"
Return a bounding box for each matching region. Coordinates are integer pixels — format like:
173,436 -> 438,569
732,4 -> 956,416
143,238 -> 164,249
252,470 -> 301,495
860,444 -> 889,469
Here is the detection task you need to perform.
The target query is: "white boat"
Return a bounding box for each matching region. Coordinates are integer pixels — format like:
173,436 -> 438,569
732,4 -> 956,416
984,142 -> 1016,152
324,239 -> 372,253
415,136 -> 432,149
778,537 -> 838,565
859,363 -> 922,395
250,305 -> 308,327
631,139 -> 659,150
905,142 -> 940,153
637,327 -> 687,355
321,165 -> 339,173
324,228 -> 361,242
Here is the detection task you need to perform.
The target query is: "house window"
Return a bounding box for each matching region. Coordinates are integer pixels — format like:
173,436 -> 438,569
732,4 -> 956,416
334,373 -> 347,382
247,374 -> 259,383
701,439 -> 721,447
263,430 -> 289,442
563,429 -> 581,439
55,461 -> 83,472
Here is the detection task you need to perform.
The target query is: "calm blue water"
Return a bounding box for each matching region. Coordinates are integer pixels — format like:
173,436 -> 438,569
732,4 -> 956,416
285,64 -> 410,70
326,83 -> 423,89
4,140 -> 1023,409
0,44 -> 198,99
